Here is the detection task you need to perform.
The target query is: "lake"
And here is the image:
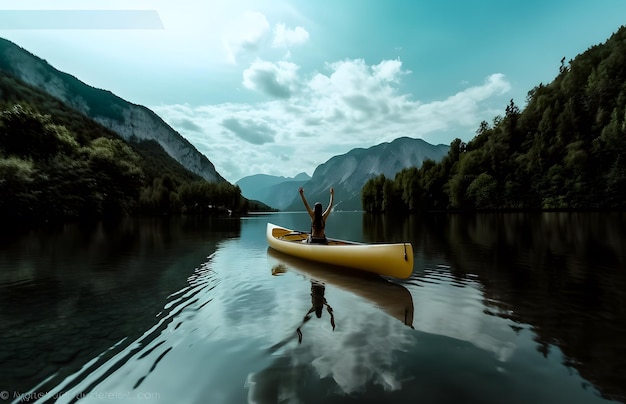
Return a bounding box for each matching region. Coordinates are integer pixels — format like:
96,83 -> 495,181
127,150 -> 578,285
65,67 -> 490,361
0,212 -> 624,403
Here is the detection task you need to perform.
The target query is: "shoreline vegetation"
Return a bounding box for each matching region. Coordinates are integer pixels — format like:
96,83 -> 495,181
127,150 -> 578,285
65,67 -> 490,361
362,26 -> 626,214
0,101 -> 272,227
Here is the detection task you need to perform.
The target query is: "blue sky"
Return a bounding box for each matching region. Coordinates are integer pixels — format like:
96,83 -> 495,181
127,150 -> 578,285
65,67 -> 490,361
1,0 -> 625,183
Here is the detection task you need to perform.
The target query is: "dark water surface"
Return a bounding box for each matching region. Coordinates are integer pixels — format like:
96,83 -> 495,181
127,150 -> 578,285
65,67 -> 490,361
0,212 -> 624,403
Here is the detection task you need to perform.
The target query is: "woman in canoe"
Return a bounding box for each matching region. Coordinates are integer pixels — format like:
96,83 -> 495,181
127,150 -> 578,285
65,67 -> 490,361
298,187 -> 334,244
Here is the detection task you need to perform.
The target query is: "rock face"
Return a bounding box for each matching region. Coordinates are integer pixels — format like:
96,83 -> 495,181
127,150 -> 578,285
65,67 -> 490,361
0,37 -> 226,183
94,106 -> 225,183
286,137 -> 450,211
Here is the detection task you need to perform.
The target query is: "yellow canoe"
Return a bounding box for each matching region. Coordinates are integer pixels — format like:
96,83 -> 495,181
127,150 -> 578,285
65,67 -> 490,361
266,223 -> 414,279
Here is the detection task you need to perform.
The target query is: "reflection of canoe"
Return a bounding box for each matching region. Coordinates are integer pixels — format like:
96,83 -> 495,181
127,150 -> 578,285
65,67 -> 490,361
267,247 -> 414,327
266,223 -> 414,279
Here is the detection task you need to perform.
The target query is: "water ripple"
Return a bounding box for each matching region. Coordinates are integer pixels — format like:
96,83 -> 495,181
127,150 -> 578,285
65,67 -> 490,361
34,253 -> 222,403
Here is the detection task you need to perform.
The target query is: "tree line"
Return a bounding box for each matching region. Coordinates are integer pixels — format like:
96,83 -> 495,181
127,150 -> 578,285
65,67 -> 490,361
363,26 -> 626,212
0,104 -> 247,224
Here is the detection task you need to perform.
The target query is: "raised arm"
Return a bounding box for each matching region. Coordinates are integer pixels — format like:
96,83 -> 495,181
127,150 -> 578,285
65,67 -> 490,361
323,188 -> 334,218
299,187 -> 314,217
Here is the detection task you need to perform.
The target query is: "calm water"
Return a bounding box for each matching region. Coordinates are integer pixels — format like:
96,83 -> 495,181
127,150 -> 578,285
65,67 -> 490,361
0,212 -> 624,403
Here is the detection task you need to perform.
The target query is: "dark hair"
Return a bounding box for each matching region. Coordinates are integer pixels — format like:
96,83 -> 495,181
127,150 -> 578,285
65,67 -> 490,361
311,283 -> 325,317
314,202 -> 323,230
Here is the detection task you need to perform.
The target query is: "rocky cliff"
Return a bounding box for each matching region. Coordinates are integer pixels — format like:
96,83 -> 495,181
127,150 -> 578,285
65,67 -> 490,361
0,37 -> 225,183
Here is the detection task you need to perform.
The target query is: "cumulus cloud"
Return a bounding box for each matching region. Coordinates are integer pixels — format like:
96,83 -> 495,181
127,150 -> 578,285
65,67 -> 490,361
152,58 -> 511,182
222,13 -> 309,64
309,59 -> 405,101
242,59 -> 300,98
272,23 -> 309,48
221,117 -> 275,145
223,10 -> 270,63
372,59 -> 406,83
416,74 -> 511,127
305,59 -> 411,123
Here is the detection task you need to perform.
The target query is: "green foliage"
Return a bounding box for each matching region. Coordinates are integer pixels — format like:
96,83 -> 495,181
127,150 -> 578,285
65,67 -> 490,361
0,104 -> 147,221
361,174 -> 388,213
138,175 -> 244,215
362,25 -> 626,212
0,101 -> 245,223
84,137 -> 145,216
0,104 -> 60,160
0,69 -> 248,224
466,173 -> 498,209
0,156 -> 38,218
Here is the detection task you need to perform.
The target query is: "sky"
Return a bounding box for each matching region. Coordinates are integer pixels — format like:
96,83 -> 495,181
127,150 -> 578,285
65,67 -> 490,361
1,0 -> 625,183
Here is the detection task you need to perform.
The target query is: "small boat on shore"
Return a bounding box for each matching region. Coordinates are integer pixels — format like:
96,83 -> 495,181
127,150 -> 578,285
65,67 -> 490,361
266,223 -> 414,279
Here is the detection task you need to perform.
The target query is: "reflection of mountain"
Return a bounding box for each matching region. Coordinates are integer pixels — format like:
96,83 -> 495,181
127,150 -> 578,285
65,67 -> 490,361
267,248 -> 414,328
374,212 -> 626,402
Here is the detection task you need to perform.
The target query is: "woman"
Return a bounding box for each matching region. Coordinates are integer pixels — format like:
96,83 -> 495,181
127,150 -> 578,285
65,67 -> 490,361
298,187 -> 334,244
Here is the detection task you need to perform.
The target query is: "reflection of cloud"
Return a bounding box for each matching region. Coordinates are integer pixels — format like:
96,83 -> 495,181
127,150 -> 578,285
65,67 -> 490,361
310,330 -> 405,394
246,312 -> 413,402
411,269 -> 518,362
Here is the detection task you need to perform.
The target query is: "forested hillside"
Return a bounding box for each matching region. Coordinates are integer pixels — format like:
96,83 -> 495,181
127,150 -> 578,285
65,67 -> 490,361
363,26 -> 626,212
0,37 -> 225,183
0,72 -> 252,224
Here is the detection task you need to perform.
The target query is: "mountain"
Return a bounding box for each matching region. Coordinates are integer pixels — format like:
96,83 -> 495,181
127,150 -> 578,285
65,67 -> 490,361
0,37 -> 225,183
284,137 -> 449,211
236,172 -> 310,210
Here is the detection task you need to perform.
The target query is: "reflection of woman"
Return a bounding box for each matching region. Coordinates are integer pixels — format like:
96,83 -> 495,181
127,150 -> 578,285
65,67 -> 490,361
296,281 -> 335,344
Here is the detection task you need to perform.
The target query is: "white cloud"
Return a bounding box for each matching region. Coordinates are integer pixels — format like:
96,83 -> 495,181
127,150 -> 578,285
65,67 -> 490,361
309,59 -> 407,102
242,59 -> 300,98
152,59 -> 511,183
221,117 -> 275,144
222,14 -> 309,65
372,59 -> 406,83
223,10 -> 270,64
272,23 -> 309,48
